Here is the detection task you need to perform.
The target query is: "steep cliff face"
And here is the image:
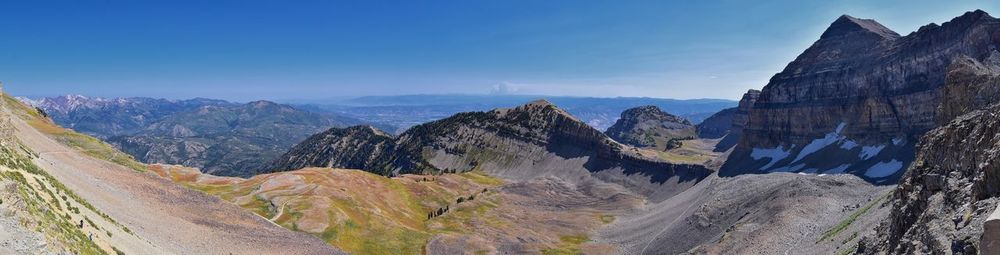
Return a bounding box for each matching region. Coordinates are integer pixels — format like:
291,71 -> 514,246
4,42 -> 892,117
721,10 -> 1000,182
605,105 -> 696,150
711,90 -> 760,152
938,54 -> 1000,123
860,103 -> 1000,254
271,100 -> 713,200
860,33 -> 1000,254
695,108 -> 736,139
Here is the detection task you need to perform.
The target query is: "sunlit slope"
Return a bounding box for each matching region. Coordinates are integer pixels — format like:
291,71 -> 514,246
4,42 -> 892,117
0,132 -> 134,254
3,94 -> 343,254
154,165 -> 641,254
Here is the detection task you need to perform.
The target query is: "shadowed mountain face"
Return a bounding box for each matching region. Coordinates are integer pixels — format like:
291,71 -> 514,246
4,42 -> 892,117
721,10 -> 1000,183
270,100 -> 713,201
605,105 -> 696,150
695,89 -> 760,153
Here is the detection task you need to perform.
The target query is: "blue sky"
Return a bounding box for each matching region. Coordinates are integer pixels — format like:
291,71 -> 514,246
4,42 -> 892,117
0,0 -> 995,101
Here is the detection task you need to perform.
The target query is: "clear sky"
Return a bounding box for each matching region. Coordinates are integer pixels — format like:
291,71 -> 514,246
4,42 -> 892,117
1,0 -> 996,101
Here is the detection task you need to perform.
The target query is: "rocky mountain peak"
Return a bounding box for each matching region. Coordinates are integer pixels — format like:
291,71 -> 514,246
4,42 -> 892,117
494,99 -> 578,121
618,105 -> 691,125
821,14 -> 900,40
606,105 -> 696,150
737,89 -> 760,110
951,9 -> 993,25
249,100 -> 280,109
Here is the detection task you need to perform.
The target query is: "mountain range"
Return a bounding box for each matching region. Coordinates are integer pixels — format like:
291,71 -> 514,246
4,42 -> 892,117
722,10 -> 1000,184
302,94 -> 736,133
8,9 -> 1000,255
27,96 -> 375,177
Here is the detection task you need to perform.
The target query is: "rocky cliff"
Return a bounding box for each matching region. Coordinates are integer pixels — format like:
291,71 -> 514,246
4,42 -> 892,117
860,103 -> 1000,254
721,10 -> 1000,183
270,100 -> 713,200
938,54 -> 1000,123
605,105 -> 696,150
706,89 -> 759,152
268,125 -> 397,173
859,25 -> 1000,254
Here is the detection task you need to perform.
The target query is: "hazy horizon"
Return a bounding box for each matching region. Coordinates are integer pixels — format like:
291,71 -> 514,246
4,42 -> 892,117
2,1 -> 996,101
15,92 -> 740,105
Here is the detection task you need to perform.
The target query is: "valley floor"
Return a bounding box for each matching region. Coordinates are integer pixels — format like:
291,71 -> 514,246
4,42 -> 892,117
152,165 -> 645,254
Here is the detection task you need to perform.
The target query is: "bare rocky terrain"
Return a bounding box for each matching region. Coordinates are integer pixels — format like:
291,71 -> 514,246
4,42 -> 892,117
0,180 -> 52,255
599,173 -> 891,255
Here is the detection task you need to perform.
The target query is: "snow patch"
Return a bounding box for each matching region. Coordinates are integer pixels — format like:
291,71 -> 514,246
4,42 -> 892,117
892,137 -> 905,146
860,144 -> 886,160
839,140 -> 858,150
865,160 -> 903,178
751,145 -> 793,170
791,122 -> 857,164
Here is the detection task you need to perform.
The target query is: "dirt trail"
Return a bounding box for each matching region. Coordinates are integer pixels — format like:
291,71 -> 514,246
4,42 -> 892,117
9,109 -> 343,254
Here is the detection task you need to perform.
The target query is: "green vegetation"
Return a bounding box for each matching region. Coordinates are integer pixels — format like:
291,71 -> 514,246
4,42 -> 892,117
175,168 -> 508,255
842,231 -> 858,244
541,234 -> 589,255
836,245 -> 858,255
0,160 -> 106,254
818,192 -> 890,243
598,214 -> 615,224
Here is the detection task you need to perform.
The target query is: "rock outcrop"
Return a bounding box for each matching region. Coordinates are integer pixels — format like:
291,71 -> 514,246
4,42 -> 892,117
270,100 -> 713,201
268,125 -> 396,173
721,10 -> 1000,182
705,89 -> 759,152
938,53 -> 1000,123
860,103 -> 1000,254
605,105 -> 696,150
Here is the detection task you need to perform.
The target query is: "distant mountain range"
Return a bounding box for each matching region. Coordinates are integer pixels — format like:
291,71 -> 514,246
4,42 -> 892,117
298,94 -> 737,133
25,95 -> 376,177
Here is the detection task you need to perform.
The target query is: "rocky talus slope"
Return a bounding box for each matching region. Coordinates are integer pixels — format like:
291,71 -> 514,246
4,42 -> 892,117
860,103 -> 1000,254
604,105 -> 697,150
270,100 -> 713,201
722,10 -> 1000,182
598,173 -> 890,255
